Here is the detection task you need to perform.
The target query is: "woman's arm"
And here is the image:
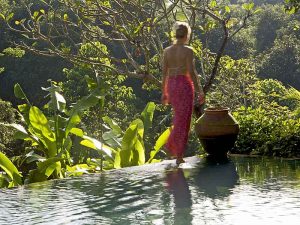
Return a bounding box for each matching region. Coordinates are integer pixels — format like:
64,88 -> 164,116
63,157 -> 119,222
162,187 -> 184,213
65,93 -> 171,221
187,49 -> 205,104
161,49 -> 169,104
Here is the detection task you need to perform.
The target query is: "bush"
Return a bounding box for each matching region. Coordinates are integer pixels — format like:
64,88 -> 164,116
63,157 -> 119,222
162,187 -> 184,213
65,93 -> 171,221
0,99 -> 23,157
232,105 -> 300,158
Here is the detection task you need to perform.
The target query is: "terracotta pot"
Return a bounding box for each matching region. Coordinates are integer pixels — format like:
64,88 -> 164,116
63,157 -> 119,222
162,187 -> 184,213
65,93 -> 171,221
195,107 -> 239,157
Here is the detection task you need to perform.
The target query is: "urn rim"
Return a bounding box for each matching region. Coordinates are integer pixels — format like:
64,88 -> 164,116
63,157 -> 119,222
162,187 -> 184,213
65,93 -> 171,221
204,107 -> 230,113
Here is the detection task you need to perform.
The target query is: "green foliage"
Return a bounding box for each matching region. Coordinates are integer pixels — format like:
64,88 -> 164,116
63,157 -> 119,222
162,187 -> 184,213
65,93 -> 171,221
284,86 -> 300,116
232,79 -> 300,158
206,56 -> 257,110
61,42 -> 137,136
254,5 -> 289,53
0,151 -> 22,188
256,34 -> 300,88
0,99 -> 22,156
8,82 -> 110,184
233,106 -> 300,158
2,47 -> 25,58
100,102 -> 169,168
246,79 -> 291,108
285,0 -> 300,14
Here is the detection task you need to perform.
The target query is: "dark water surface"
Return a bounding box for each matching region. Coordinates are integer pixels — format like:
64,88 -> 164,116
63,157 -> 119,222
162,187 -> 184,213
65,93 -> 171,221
1,156 -> 300,225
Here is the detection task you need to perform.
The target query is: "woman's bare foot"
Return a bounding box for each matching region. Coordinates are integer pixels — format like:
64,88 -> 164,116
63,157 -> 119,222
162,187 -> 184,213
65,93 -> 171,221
176,157 -> 185,165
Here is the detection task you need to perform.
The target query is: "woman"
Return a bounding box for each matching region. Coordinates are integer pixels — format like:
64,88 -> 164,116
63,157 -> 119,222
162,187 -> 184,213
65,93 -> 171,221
162,21 -> 205,165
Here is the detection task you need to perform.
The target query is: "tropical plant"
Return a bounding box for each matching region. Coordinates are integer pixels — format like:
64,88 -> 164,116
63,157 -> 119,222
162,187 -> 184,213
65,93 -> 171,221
76,102 -> 171,169
8,81 -> 113,183
0,151 -> 22,188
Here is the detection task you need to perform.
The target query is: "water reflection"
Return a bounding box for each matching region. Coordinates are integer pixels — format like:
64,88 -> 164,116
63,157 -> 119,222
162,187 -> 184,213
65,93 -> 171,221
165,168 -> 193,225
1,156 -> 300,225
192,156 -> 239,198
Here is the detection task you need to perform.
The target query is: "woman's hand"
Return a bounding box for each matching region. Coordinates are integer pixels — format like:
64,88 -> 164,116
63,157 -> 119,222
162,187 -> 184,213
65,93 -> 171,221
161,94 -> 169,105
198,92 -> 205,105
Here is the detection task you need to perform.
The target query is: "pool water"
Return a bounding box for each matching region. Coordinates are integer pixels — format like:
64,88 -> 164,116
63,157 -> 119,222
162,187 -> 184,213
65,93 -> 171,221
0,156 -> 299,225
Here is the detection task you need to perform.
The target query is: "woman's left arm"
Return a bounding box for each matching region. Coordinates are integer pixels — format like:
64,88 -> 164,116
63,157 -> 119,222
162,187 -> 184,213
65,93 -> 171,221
187,49 -> 205,104
161,50 -> 169,105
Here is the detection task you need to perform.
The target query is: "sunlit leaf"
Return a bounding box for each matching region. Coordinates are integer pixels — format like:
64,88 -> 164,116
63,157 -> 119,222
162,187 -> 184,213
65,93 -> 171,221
69,128 -> 84,137
141,102 -> 155,134
147,127 -> 171,163
0,152 -> 22,187
80,135 -> 113,158
225,6 -> 231,13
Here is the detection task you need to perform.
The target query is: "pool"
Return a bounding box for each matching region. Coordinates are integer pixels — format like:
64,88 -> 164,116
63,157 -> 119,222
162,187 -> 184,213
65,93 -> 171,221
1,156 -> 299,225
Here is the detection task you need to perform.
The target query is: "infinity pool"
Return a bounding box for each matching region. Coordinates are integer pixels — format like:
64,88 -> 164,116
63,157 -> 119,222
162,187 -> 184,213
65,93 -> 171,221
1,156 -> 299,225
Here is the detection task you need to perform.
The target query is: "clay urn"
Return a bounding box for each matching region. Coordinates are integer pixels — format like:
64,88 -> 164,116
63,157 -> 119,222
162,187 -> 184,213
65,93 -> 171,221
195,107 -> 239,157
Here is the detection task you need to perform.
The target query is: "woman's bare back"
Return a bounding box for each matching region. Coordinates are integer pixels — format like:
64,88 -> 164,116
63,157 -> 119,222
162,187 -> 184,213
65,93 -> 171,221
164,44 -> 194,76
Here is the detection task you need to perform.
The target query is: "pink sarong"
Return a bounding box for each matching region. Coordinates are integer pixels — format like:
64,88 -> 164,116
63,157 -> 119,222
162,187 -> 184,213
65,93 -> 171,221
164,75 -> 194,158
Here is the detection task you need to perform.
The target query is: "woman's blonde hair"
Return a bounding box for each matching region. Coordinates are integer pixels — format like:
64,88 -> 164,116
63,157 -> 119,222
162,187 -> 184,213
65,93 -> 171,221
173,21 -> 191,44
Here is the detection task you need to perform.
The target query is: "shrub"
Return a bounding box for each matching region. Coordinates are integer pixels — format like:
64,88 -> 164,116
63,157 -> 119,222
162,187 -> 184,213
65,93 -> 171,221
0,99 -> 23,157
232,105 -> 300,158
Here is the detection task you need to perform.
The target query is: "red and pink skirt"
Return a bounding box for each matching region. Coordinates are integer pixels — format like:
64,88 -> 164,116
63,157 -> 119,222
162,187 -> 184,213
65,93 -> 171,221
164,75 -> 194,158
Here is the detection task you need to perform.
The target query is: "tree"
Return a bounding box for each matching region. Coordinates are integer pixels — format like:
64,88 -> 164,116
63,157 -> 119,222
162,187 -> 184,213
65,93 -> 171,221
256,34 -> 300,88
2,0 -> 257,99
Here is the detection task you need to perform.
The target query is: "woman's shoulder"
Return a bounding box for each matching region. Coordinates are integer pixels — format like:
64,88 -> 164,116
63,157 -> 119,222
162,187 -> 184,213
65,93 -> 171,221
164,45 -> 194,51
183,45 -> 194,52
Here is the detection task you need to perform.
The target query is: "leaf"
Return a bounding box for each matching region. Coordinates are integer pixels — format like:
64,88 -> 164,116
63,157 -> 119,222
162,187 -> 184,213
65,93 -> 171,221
25,151 -> 45,164
36,157 -> 62,177
63,13 -> 68,21
18,103 -> 30,113
33,11 -> 39,18
29,106 -> 57,157
42,83 -> 66,112
0,174 -> 9,188
66,88 -> 103,135
130,119 -> 144,138
175,12 -> 186,21
113,151 -> 121,169
210,0 -> 217,8
5,13 -> 14,22
14,83 -> 29,102
225,6 -> 231,13
102,116 -> 122,135
55,115 -> 68,144
80,140 -> 95,149
102,130 -> 122,149
133,137 -> 145,165
66,164 -> 92,176
120,124 -> 138,167
54,92 -> 66,112
147,127 -> 171,163
29,106 -> 55,141
287,6 -> 296,14
84,75 -> 97,90
242,3 -> 254,11
80,136 -> 113,158
0,152 -> 22,187
249,3 -> 255,10
141,102 -> 155,134
253,8 -> 262,14
69,128 -> 84,137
